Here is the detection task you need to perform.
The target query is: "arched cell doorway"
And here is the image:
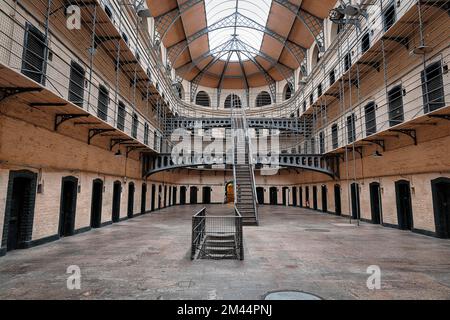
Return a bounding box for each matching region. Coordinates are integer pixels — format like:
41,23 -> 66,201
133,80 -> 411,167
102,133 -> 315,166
395,180 -> 413,230
112,181 -> 122,222
3,170 -> 37,251
59,176 -> 78,237
127,182 -> 135,218
203,186 -> 211,204
350,183 -> 361,219
180,186 -> 187,205
321,185 -> 328,213
141,183 -> 147,214
225,182 -> 234,203
256,187 -> 264,204
334,184 -> 342,215
431,177 -> 450,238
190,186 -> 198,204
90,179 -> 103,228
269,187 -> 278,205
369,182 -> 382,224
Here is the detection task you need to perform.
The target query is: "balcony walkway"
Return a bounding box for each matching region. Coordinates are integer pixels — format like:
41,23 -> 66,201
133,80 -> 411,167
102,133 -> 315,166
1,205 -> 450,299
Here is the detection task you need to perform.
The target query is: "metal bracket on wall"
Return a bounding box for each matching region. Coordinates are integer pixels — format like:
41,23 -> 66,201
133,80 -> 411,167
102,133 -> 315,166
428,114 -> 450,121
0,87 -> 42,103
88,129 -> 115,145
110,138 -> 133,151
357,61 -> 381,72
324,92 -> 340,99
382,36 -> 410,50
362,139 -> 386,151
29,102 -> 67,108
126,146 -> 145,158
54,114 -> 89,131
389,129 -> 417,145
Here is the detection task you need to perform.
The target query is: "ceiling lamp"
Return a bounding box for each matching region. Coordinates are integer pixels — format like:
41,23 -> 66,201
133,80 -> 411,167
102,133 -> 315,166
344,4 -> 363,17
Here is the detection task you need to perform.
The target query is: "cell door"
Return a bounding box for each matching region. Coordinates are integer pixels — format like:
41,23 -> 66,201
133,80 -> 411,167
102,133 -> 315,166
141,184 -> 147,214
127,183 -> 135,218
369,182 -> 382,224
334,185 -> 342,215
395,180 -> 413,230
59,177 -> 78,237
6,175 -> 36,251
299,187 -> 303,207
190,187 -> 198,204
321,185 -> 328,213
350,183 -> 361,219
270,187 -> 278,205
172,187 -> 177,206
202,187 -> 211,204
180,186 -> 187,205
151,184 -> 156,211
112,181 -> 121,222
256,187 -> 264,205
292,187 -> 297,206
432,178 -> 450,238
90,179 -> 103,228
313,186 -> 318,210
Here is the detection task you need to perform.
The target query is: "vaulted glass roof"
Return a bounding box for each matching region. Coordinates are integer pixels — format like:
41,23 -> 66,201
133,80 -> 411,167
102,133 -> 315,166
204,0 -> 272,61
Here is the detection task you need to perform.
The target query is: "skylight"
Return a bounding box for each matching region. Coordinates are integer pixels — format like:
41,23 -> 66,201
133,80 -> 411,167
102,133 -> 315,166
204,0 -> 272,62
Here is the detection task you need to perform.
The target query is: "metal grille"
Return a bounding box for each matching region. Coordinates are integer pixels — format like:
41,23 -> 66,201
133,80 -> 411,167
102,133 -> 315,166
191,207 -> 244,260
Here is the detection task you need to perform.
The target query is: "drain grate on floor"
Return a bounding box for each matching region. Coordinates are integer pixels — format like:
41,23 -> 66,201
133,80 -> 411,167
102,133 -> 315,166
304,228 -> 330,232
264,290 -> 323,300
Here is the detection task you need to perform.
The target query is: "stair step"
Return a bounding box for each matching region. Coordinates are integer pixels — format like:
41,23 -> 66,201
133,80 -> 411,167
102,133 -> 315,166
206,235 -> 235,241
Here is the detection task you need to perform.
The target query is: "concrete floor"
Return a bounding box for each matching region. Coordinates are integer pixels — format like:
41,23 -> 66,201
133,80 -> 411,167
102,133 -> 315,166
1,205 -> 450,300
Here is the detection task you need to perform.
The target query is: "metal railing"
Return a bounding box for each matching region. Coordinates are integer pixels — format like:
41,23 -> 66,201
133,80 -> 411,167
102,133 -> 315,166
241,108 -> 259,223
190,207 -> 244,260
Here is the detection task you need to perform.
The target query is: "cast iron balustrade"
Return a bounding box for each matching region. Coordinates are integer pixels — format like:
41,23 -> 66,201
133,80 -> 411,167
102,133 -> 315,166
143,153 -> 339,178
165,117 -> 307,133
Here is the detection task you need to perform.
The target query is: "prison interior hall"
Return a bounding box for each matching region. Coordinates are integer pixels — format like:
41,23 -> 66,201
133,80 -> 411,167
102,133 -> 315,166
0,0 -> 450,301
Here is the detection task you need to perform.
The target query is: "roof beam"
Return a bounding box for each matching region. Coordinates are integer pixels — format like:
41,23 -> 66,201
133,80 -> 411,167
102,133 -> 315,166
239,51 -> 277,103
167,12 -> 307,67
273,0 -> 325,51
153,0 -> 203,47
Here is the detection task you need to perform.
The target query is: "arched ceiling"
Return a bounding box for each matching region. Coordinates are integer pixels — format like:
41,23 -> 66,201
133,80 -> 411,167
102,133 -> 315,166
147,0 -> 337,90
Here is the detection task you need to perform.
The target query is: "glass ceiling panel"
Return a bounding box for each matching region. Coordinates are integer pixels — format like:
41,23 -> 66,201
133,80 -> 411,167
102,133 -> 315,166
204,0 -> 272,62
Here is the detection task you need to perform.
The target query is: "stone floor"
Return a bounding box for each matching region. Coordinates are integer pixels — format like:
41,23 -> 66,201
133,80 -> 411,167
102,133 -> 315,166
1,205 -> 450,300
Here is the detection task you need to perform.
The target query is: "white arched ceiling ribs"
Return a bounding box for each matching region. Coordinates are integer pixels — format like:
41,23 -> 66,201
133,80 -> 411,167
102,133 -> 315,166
273,0 -> 326,51
153,0 -> 203,48
236,51 -> 250,107
185,37 -> 294,103
239,50 -> 277,103
166,12 -> 307,67
189,47 -> 233,102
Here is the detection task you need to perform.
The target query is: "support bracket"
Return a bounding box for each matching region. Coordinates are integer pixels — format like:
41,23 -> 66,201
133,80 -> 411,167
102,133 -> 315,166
389,129 -> 417,145
428,114 -> 450,121
30,102 -> 67,108
362,139 -> 386,151
88,129 -> 114,145
126,146 -> 145,158
110,138 -> 133,151
357,61 -> 381,72
55,114 -> 89,131
382,36 -> 409,50
0,87 -> 42,102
